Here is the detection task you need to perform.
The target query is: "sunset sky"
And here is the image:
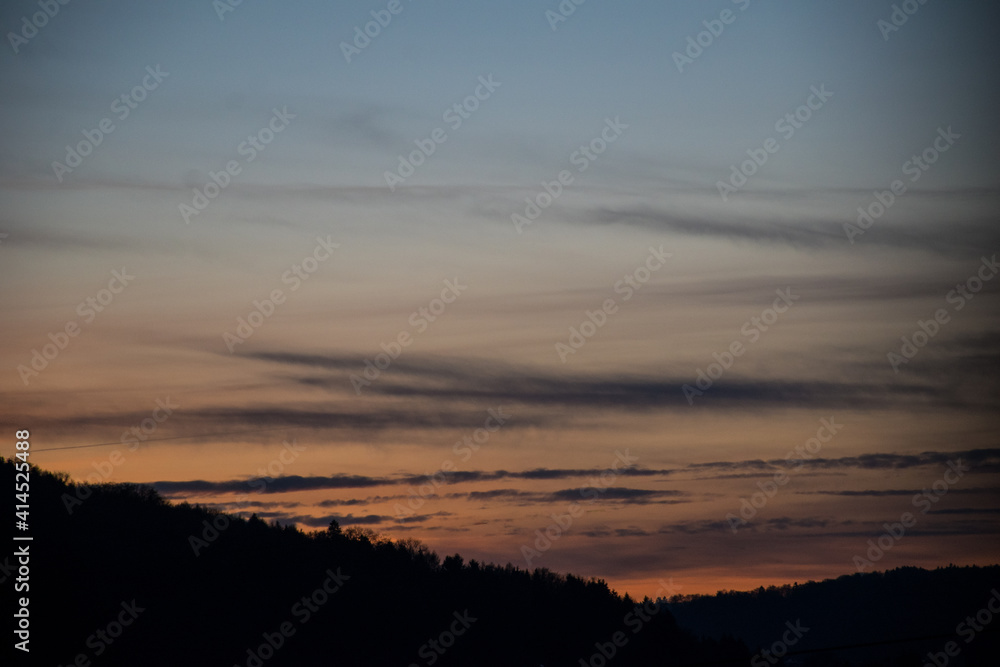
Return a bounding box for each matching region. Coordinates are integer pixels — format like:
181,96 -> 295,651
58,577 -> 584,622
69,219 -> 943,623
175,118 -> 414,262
2,0 -> 999,598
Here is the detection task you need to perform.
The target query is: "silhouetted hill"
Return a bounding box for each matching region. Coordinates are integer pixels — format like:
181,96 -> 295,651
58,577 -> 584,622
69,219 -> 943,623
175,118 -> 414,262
6,457 -> 998,666
2,458 -> 746,666
667,565 -> 1000,666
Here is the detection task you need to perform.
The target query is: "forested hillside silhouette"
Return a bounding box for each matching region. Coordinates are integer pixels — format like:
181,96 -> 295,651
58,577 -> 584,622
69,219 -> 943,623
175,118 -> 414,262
668,566 -> 1000,666
2,458 -> 745,666
4,457 -> 997,666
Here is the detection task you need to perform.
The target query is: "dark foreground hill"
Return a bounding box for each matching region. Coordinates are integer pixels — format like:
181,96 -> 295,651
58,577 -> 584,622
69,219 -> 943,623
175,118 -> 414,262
668,566 -> 1000,666
3,458 -> 745,666
5,457 -> 998,666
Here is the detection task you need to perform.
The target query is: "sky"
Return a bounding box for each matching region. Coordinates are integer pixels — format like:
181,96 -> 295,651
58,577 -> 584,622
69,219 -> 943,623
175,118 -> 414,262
2,0 -> 999,598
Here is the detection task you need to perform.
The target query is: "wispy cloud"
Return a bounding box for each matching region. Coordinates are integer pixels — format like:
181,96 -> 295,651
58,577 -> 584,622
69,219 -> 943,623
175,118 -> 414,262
152,448 -> 999,496
576,190 -> 1000,256
241,351 -> 963,412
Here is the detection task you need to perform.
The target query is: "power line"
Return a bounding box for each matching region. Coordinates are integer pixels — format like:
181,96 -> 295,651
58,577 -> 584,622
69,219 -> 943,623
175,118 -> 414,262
30,426 -> 295,453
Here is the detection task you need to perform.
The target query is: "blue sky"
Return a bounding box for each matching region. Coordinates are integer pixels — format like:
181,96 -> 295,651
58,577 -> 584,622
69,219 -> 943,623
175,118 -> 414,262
4,0 -> 998,191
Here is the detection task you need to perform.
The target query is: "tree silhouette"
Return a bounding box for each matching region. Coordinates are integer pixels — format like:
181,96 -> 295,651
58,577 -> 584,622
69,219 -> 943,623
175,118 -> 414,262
4,456 -> 996,667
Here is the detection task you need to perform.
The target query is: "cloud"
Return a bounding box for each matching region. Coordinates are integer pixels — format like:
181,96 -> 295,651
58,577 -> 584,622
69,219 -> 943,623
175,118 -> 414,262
241,351 -> 961,413
260,510 -> 455,529
578,192 -> 1000,257
22,402 -> 549,448
317,495 -> 413,507
799,449 -> 1000,472
689,448 -> 1000,475
655,515 -> 998,539
202,500 -> 302,511
660,517 -> 847,535
586,205 -> 839,249
765,517 -> 836,530
550,487 -> 686,504
581,526 -> 653,538
460,489 -> 538,501
178,406 -> 520,431
801,487 -> 998,497
154,473 -> 387,495
321,513 -> 385,526
152,466 -> 677,496
1,226 -> 143,252
659,519 -> 736,535
152,449 -> 999,496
